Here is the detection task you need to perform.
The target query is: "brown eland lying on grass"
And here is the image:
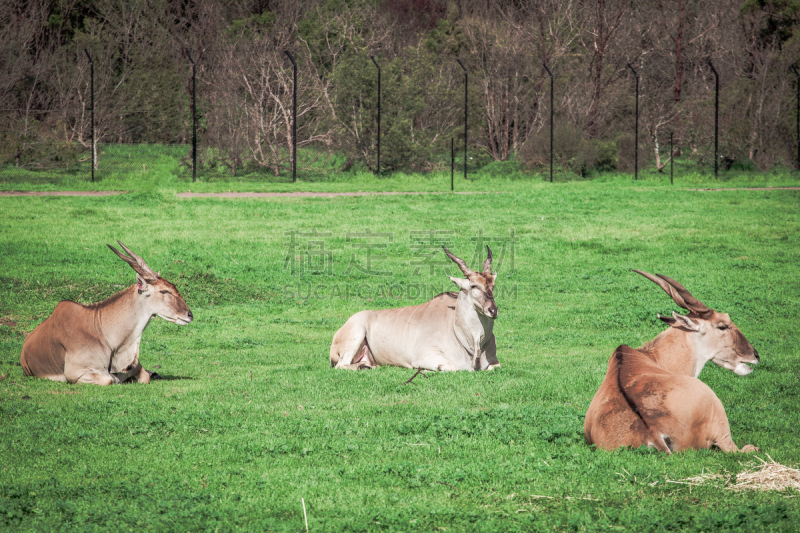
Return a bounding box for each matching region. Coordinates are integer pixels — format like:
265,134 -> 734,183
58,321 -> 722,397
584,270 -> 759,454
20,242 -> 193,385
330,246 -> 500,371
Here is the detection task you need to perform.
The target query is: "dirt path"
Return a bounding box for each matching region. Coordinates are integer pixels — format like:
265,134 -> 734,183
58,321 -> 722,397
687,187 -> 800,191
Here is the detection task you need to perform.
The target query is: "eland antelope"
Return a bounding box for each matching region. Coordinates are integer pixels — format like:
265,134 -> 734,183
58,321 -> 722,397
20,242 -> 193,385
330,246 -> 500,371
584,270 -> 759,454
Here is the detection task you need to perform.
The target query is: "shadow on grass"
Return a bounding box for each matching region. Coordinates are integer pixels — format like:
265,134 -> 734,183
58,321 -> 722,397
150,373 -> 193,381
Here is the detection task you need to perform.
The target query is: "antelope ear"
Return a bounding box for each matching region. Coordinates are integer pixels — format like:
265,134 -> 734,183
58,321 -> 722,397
449,276 -> 470,291
672,311 -> 700,331
136,274 -> 151,294
657,313 -> 676,325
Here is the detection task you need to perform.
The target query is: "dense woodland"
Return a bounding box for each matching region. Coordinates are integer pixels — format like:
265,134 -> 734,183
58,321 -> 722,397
2,0 -> 800,175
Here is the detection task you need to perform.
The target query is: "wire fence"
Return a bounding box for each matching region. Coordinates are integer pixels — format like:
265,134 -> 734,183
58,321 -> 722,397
2,44 -> 799,185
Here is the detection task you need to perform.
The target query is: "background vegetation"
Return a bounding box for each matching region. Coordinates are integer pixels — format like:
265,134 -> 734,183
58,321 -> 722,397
1,173 -> 798,531
3,0 -> 800,180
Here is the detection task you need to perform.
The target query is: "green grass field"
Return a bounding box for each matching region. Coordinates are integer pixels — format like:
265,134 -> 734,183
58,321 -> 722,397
1,172 -> 799,531
3,143 -> 800,192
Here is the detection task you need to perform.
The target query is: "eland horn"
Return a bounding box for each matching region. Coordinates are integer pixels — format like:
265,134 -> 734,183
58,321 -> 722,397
633,269 -> 713,318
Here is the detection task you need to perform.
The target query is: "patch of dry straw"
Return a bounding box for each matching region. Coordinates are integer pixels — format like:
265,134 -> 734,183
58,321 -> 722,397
729,455 -> 800,492
677,455 -> 800,492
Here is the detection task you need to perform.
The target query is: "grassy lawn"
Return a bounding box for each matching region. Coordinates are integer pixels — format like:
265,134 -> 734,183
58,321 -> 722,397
3,143 -> 800,193
0,174 -> 799,531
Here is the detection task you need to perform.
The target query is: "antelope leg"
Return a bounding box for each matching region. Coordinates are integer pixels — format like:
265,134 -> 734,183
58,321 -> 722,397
75,371 -> 117,386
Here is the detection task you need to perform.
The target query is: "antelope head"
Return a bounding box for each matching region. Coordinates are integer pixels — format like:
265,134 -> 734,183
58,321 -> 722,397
443,245 -> 498,319
108,241 -> 193,325
634,270 -> 758,376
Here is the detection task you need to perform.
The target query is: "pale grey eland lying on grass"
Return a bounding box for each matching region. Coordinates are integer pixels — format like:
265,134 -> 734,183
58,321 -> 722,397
584,270 -> 760,454
330,246 -> 499,371
20,242 -> 193,385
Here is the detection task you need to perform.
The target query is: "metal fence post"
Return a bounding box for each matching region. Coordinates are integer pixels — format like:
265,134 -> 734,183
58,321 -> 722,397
456,59 -> 468,180
285,51 -> 297,182
670,131 -> 674,185
543,63 -> 554,183
186,50 -> 197,182
708,60 -> 719,178
370,56 -> 381,176
792,66 -> 800,170
451,137 -> 454,191
84,49 -> 95,182
628,63 -> 639,180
